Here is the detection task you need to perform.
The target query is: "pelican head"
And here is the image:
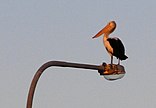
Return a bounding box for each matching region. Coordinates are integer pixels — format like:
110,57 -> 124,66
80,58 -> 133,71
92,21 -> 116,38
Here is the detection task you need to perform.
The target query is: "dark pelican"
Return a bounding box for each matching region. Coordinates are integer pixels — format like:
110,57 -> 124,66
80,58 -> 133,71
92,21 -> 128,65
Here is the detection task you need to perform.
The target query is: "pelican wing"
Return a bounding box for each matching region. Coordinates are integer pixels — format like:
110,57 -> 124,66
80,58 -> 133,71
107,38 -> 127,60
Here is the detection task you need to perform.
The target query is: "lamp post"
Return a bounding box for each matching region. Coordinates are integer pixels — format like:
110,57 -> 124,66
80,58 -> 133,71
26,61 -> 125,108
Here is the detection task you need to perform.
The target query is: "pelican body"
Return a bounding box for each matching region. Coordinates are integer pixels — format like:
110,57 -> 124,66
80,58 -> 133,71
93,21 -> 128,64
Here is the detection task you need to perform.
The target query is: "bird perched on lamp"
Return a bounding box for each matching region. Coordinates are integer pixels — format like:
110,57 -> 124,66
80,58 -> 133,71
92,21 -> 128,65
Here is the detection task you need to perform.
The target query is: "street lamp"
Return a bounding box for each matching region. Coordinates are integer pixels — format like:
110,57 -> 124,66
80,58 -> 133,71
26,61 -> 126,108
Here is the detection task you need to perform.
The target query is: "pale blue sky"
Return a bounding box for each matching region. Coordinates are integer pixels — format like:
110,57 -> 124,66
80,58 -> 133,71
0,0 -> 156,108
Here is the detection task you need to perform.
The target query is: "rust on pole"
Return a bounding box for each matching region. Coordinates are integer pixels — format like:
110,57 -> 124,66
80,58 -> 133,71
26,61 -> 125,108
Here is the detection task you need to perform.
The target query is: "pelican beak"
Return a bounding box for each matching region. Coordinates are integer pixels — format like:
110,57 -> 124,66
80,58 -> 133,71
92,21 -> 116,39
92,24 -> 109,39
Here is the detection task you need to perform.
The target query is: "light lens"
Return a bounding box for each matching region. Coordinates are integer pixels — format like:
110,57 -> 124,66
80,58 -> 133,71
104,73 -> 125,81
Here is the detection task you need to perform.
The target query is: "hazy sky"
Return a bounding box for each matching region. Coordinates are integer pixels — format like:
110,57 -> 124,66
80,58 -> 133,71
1,0 -> 156,108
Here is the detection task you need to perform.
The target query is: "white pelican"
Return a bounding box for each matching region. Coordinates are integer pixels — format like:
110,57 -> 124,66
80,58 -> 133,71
92,21 -> 128,65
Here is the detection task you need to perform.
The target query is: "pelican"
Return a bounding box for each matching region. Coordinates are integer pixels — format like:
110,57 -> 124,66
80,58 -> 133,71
92,21 -> 128,65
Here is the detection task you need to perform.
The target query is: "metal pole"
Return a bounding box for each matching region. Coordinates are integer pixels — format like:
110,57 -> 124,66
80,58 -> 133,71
26,61 -> 105,108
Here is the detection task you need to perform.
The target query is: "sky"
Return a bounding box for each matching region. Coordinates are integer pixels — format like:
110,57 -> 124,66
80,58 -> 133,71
0,0 -> 156,108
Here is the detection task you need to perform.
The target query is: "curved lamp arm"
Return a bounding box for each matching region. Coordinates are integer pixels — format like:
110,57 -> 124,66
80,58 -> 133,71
26,61 -> 105,108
